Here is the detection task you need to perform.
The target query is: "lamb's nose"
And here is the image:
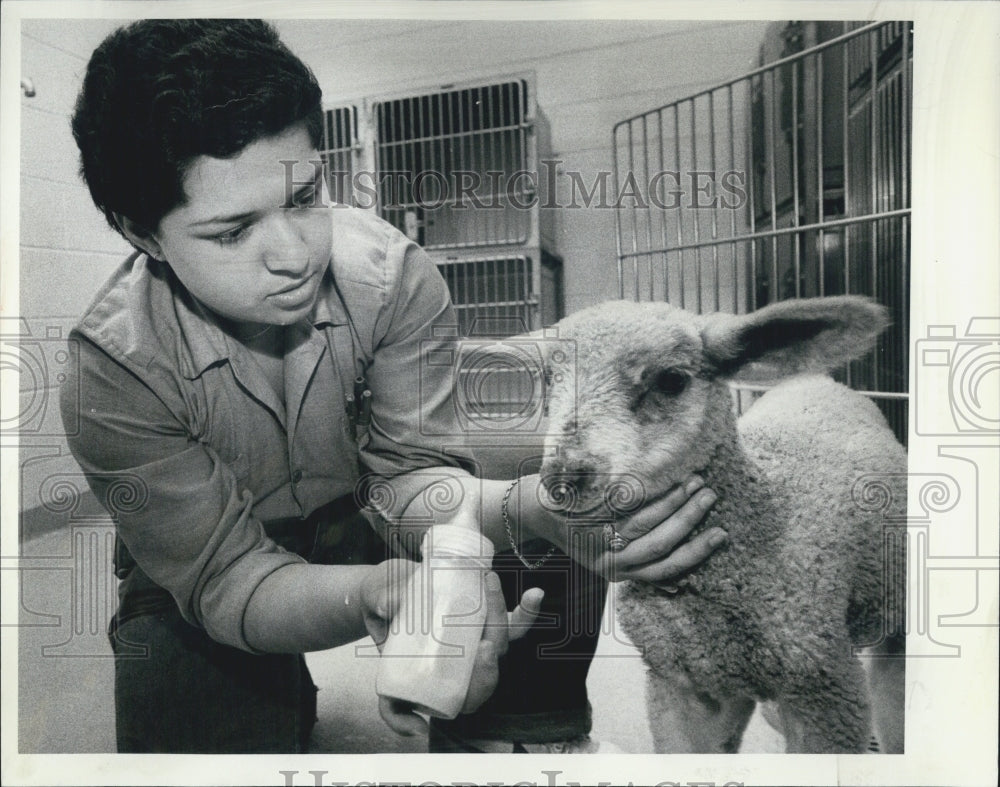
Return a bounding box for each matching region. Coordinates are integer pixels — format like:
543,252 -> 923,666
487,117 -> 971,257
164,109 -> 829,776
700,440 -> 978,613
541,461 -> 593,507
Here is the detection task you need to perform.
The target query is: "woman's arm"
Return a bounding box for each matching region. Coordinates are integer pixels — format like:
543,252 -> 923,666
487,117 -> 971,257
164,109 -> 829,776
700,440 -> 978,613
369,468 -> 725,583
479,473 -> 727,583
244,555 -> 543,739
243,561 -> 405,653
62,337 -> 313,652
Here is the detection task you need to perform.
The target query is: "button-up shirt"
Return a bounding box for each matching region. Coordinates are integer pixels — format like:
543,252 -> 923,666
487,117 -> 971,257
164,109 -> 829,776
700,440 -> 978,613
61,206 -> 470,651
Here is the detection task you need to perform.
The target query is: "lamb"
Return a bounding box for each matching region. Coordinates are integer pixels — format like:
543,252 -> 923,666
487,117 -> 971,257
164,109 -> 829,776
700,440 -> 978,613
537,295 -> 906,754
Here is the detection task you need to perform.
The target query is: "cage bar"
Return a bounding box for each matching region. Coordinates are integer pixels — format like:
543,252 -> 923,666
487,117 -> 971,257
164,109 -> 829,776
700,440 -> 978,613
372,81 -> 535,251
319,106 -> 358,206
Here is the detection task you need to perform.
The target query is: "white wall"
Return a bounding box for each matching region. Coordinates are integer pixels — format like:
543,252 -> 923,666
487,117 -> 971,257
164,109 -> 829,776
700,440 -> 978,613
20,19 -> 136,318
17,20 -> 135,523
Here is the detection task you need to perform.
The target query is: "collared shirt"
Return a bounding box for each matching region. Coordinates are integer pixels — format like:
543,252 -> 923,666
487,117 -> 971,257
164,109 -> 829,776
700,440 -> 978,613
61,206 -> 470,651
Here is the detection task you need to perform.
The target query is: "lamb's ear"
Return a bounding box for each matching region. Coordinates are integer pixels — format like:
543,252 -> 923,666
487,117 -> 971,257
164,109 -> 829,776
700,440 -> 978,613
700,296 -> 890,383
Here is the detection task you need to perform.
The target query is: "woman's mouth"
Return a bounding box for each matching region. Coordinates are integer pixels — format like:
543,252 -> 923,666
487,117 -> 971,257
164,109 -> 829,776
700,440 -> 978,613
268,272 -> 317,308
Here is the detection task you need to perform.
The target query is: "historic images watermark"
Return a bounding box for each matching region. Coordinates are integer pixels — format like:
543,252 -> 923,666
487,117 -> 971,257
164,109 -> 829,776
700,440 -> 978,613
281,159 -> 750,212
417,326 -> 574,439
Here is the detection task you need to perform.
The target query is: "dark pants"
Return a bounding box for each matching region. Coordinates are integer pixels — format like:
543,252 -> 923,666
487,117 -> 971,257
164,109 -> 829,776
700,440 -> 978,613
111,608 -> 316,753
111,506 -> 606,752
109,496 -> 372,753
432,540 -> 609,747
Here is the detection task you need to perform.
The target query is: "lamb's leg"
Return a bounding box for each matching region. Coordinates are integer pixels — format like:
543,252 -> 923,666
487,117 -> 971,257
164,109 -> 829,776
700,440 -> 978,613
759,701 -> 785,736
776,658 -> 871,753
645,670 -> 755,753
864,633 -> 905,753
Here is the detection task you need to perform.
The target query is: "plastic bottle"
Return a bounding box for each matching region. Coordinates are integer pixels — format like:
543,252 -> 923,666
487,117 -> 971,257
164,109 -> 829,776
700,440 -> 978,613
375,523 -> 496,719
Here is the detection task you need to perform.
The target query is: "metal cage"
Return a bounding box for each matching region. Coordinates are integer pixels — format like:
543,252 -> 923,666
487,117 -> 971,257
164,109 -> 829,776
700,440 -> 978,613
320,105 -> 360,206
373,80 -> 534,250
612,21 -> 912,443
321,76 -> 562,340
364,75 -> 562,339
437,250 -> 563,338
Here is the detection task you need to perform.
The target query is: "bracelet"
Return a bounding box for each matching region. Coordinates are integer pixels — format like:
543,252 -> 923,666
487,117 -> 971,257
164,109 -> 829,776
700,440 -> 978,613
502,478 -> 557,569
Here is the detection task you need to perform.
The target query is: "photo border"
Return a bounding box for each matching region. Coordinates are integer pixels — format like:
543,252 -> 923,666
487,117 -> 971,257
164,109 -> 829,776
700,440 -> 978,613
2,1 -> 997,785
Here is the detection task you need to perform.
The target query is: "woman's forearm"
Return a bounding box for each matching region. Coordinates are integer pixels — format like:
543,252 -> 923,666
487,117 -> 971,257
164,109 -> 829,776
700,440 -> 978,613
368,468 -> 564,558
389,471 -> 565,552
479,474 -> 565,554
243,562 -> 373,653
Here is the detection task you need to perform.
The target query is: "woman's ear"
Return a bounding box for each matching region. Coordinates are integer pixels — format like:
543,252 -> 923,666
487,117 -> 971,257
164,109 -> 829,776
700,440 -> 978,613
113,213 -> 166,261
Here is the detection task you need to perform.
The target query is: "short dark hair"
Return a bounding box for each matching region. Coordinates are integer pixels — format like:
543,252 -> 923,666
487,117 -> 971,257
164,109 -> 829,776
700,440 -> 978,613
71,19 -> 324,238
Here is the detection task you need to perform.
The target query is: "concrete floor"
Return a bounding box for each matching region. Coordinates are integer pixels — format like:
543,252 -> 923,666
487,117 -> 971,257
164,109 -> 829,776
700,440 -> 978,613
17,527 -> 782,754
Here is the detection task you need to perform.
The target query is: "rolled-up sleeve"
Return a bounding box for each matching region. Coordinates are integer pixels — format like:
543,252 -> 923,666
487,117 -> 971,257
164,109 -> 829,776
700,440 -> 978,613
357,230 -> 475,521
60,338 -> 303,651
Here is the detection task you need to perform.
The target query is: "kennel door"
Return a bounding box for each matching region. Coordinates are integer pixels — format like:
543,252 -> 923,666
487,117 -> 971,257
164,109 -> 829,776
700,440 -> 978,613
372,80 -> 535,251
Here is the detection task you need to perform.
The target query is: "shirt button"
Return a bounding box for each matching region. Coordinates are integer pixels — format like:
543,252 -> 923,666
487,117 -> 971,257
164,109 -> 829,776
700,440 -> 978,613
291,469 -> 303,483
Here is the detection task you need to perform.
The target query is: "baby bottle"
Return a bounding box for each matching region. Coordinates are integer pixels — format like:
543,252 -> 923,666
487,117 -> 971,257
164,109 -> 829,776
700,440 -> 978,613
375,519 -> 496,719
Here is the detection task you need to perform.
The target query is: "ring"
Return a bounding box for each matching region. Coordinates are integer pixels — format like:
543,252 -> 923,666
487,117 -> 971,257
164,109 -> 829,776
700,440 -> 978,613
603,523 -> 630,552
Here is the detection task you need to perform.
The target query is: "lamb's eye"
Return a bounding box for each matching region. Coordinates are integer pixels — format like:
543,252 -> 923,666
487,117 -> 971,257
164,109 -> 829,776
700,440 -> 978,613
651,368 -> 689,396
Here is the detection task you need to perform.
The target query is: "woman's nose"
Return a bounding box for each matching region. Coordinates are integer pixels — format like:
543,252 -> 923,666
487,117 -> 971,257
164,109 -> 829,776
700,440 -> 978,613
262,212 -> 310,274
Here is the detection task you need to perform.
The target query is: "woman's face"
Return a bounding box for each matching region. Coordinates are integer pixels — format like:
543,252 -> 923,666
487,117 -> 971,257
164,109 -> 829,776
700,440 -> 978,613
150,123 -> 333,334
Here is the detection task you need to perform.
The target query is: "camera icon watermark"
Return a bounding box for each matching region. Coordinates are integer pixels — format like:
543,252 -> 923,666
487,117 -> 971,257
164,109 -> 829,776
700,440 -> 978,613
914,317 -> 999,436
1,317 -> 80,438
419,324 -> 576,438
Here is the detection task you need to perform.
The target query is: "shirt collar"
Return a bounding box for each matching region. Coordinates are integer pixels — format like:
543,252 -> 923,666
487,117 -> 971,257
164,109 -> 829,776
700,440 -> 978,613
175,285 -> 235,380
308,264 -> 350,328
180,262 -> 349,380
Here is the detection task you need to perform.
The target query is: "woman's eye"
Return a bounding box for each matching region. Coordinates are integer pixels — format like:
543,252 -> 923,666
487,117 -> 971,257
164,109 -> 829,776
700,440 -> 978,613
215,223 -> 252,246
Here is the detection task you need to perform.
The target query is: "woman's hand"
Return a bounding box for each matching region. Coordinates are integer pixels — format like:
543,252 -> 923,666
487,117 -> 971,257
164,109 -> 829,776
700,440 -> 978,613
359,560 -> 544,736
590,476 -> 725,583
528,474 -> 725,583
358,558 -> 419,652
